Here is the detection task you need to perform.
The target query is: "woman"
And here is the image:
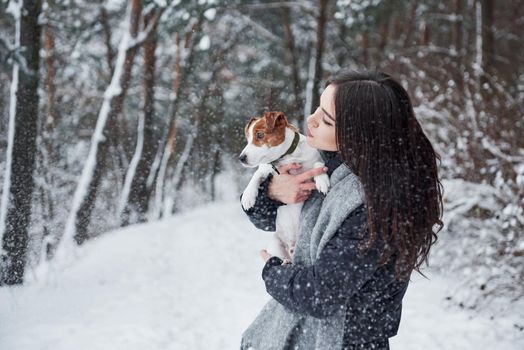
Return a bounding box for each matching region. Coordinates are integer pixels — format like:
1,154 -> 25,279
240,70 -> 443,350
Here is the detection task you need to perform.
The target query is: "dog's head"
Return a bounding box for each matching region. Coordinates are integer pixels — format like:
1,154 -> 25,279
239,111 -> 298,167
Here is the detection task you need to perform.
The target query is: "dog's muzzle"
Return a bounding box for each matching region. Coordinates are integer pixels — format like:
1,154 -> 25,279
238,153 -> 248,164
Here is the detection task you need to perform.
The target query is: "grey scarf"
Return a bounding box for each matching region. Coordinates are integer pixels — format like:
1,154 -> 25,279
241,159 -> 365,350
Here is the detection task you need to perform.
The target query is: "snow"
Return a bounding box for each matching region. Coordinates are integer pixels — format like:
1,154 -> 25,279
105,0 -> 126,12
204,8 -> 216,21
441,178 -> 500,222
5,0 -> 21,20
198,35 -> 210,51
1,201 -> 522,350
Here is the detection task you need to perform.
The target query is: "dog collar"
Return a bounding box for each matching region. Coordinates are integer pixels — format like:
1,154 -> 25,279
269,132 -> 300,174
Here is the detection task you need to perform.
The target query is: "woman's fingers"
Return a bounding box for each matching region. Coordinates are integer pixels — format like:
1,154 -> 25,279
260,249 -> 272,262
296,193 -> 311,203
299,181 -> 317,191
268,163 -> 325,204
296,166 -> 328,182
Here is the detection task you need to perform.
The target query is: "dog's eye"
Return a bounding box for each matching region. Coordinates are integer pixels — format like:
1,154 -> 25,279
256,132 -> 264,139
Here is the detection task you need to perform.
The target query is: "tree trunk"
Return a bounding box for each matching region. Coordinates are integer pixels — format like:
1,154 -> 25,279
378,16 -> 389,51
452,0 -> 464,91
403,0 -> 419,48
210,148 -> 220,201
419,19 -> 430,46
281,7 -> 302,120
152,16 -> 204,217
121,9 -> 160,225
167,37 -> 235,214
44,27 -> 57,129
39,24 -> 59,260
36,147 -> 56,261
0,0 -> 42,285
209,83 -> 225,203
361,30 -> 369,66
311,0 -> 329,116
74,0 -> 142,244
54,0 -> 143,258
480,0 -> 494,86
100,7 -> 115,76
266,69 -> 278,110
336,20 -> 348,69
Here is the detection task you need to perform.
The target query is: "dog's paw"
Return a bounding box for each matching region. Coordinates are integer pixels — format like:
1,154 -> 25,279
314,173 -> 330,195
241,186 -> 259,210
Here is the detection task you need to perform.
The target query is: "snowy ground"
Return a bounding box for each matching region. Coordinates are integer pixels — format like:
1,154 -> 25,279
0,200 -> 522,350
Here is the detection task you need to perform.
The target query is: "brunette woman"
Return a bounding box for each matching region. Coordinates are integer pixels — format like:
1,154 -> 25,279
240,70 -> 443,350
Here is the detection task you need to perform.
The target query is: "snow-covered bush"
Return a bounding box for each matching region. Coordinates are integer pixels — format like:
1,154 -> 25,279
432,179 -> 523,311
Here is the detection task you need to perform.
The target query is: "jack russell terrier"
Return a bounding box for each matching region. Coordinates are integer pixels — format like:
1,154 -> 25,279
239,111 -> 330,261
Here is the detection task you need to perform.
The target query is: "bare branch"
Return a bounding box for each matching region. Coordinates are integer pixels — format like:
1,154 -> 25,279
228,9 -> 283,44
0,37 -> 31,74
127,5 -> 165,50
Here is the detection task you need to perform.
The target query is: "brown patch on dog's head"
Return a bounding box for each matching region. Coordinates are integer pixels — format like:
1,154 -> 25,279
244,111 -> 300,148
253,111 -> 287,147
264,111 -> 287,133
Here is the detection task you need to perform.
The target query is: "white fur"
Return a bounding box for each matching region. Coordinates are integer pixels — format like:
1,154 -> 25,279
240,126 -> 330,261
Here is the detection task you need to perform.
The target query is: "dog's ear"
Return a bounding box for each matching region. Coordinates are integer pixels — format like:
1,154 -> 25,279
265,111 -> 287,132
244,117 -> 257,138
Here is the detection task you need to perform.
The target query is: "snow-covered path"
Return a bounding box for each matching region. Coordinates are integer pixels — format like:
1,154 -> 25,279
0,201 -> 522,350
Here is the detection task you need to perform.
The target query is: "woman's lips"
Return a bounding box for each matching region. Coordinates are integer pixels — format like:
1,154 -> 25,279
307,128 -> 313,137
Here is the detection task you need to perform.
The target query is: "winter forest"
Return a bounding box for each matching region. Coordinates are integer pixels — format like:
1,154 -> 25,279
0,0 -> 523,349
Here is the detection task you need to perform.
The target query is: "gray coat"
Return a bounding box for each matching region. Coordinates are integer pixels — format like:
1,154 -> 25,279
240,151 -> 408,349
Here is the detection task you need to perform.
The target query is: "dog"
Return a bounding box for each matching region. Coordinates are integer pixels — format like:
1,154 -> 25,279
239,111 -> 330,261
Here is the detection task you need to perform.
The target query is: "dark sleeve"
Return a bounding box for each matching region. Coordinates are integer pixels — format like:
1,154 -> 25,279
240,173 -> 286,232
262,204 -> 382,319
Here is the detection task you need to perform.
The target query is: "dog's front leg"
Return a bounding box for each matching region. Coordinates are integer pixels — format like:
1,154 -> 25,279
267,233 -> 291,261
241,164 -> 277,210
313,161 -> 330,194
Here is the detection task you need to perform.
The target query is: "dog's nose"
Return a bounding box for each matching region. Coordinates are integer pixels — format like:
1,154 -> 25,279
239,153 -> 247,164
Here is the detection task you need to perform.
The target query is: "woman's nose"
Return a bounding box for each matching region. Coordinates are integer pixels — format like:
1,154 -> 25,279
307,115 -> 318,128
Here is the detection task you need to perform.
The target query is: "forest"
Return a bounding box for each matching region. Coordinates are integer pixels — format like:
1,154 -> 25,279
0,0 -> 523,316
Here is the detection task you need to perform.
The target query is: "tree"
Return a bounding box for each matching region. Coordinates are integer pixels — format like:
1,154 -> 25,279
479,0 -> 494,91
0,0 -> 42,285
151,11 -> 205,218
308,0 -> 329,125
120,7 -> 161,225
56,0 -> 163,259
73,0 -> 144,245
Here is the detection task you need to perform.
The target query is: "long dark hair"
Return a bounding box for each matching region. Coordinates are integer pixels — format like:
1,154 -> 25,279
328,70 -> 443,280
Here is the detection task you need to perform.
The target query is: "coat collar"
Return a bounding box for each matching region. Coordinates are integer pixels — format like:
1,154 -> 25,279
319,150 -> 344,177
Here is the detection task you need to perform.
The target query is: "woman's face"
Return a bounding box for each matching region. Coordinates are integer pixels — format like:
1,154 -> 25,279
306,84 -> 338,151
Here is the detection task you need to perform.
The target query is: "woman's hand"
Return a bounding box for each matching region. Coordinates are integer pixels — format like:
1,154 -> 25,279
260,249 -> 272,262
268,163 -> 328,204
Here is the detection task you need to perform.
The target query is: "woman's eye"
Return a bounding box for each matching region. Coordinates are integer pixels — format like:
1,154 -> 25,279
256,132 -> 264,139
322,118 -> 332,126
